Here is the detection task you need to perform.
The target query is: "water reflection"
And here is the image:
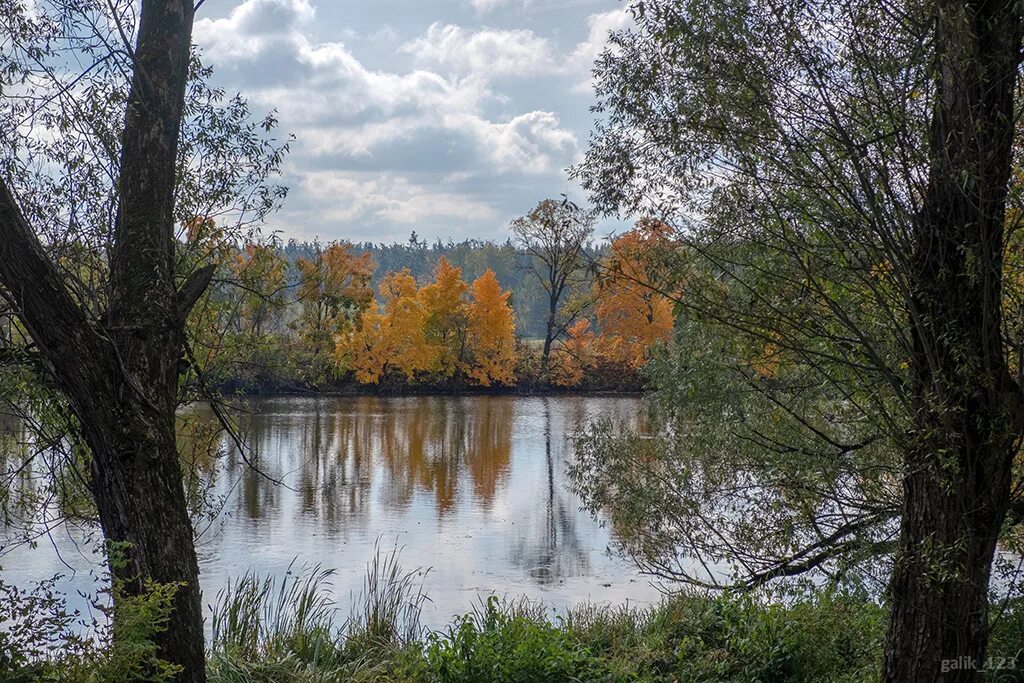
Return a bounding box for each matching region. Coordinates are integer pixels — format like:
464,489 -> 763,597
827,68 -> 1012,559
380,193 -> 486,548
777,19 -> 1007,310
223,397 -> 517,526
3,396 -> 661,627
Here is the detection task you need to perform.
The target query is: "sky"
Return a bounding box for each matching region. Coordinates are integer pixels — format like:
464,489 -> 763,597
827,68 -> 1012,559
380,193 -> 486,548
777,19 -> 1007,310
191,0 -> 631,245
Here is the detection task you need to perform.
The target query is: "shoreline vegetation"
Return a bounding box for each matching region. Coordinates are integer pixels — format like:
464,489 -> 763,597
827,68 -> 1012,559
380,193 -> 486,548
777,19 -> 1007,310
4,550 -> 1023,683
180,216 -> 675,400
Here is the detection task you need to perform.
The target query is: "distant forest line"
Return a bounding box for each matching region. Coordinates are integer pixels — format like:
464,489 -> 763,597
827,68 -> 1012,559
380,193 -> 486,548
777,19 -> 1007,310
182,206 -> 677,393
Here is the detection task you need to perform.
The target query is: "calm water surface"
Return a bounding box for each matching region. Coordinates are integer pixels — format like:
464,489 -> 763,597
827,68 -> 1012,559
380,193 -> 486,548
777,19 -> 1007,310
2,395 -> 661,627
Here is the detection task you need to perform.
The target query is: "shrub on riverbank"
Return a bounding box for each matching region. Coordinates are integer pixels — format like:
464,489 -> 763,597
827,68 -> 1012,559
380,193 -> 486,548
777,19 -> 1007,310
5,562 -> 1023,682
207,583 -> 891,683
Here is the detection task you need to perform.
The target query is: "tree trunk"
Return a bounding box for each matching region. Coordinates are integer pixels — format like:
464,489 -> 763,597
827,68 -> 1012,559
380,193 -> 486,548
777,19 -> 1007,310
541,295 -> 558,374
72,372 -> 206,681
883,0 -> 1022,680
0,1 -> 206,680
541,319 -> 555,371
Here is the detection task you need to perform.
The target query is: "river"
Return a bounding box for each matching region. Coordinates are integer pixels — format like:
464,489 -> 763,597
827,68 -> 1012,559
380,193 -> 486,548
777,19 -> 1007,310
1,395 -> 662,630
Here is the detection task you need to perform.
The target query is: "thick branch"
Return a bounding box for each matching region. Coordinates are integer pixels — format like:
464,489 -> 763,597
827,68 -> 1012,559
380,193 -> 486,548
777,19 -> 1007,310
109,0 -> 196,328
176,263 -> 216,322
0,179 -> 100,377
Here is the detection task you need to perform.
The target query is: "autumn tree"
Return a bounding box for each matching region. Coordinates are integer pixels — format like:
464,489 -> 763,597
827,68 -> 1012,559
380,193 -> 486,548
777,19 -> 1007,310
419,257 -> 470,379
345,269 -> 435,383
511,199 -> 595,373
0,1 -> 207,678
295,242 -> 374,356
466,269 -> 517,386
231,242 -> 288,337
572,0 -> 1024,679
550,319 -> 596,387
593,220 -> 676,368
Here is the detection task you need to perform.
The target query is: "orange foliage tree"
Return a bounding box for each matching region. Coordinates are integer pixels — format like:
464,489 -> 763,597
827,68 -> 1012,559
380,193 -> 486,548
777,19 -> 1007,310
548,219 -> 678,386
550,318 -> 596,387
466,269 -> 517,386
593,219 -> 676,367
419,257 -> 470,378
344,268 -> 435,383
344,261 -> 519,386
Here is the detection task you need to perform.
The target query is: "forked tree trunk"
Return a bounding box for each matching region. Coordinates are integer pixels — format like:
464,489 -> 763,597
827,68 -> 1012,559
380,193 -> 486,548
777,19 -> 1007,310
884,0 -> 1022,680
0,1 -> 206,681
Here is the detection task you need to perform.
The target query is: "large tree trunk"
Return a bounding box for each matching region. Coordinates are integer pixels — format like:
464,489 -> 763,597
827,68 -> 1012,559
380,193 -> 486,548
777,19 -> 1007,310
76,384 -> 206,681
0,1 -> 206,680
883,0 -> 1022,680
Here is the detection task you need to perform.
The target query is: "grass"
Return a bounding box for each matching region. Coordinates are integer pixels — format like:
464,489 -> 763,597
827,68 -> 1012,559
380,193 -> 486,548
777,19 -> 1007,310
5,550 -> 1023,682
205,555 -> 1024,683
206,555 -> 896,683
207,542 -> 429,682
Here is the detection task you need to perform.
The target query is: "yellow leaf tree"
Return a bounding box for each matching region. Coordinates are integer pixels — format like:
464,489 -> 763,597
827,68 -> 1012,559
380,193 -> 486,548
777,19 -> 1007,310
418,257 -> 470,379
345,268 -> 436,383
466,269 -> 517,386
593,219 -> 676,368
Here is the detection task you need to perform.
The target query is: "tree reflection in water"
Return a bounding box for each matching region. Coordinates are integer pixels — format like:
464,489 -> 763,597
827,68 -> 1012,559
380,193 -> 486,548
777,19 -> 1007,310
2,396 -> 662,626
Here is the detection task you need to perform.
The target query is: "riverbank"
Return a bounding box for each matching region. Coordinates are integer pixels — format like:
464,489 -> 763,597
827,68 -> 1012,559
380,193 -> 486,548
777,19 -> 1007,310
8,559 -> 1024,683
209,368 -> 647,398
212,380 -> 647,398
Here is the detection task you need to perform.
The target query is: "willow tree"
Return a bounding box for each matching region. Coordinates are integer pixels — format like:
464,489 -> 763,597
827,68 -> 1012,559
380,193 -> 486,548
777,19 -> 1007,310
572,0 -> 1023,679
0,1 -> 285,680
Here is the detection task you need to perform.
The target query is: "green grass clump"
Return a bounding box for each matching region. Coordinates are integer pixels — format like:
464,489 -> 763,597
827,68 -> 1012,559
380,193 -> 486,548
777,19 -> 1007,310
405,588 -> 885,683
207,544 -> 428,683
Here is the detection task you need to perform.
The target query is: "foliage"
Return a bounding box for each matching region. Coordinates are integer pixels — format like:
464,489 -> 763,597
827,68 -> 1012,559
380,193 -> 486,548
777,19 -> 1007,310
342,259 -> 521,388
0,571 -> 183,682
419,258 -> 471,379
572,0 -> 1023,672
549,221 -> 679,387
466,270 -> 517,387
591,220 -> 677,369
8,557 -> 1024,683
564,0 -> 1021,587
345,269 -> 435,384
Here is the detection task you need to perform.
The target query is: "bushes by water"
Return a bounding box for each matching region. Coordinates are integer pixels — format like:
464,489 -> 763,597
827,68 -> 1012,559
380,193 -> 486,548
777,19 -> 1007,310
4,558 -> 1024,682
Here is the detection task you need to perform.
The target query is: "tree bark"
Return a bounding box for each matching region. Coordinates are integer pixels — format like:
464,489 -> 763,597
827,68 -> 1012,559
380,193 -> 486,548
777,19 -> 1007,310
0,1 -> 204,681
884,0 -> 1022,680
541,301 -> 557,372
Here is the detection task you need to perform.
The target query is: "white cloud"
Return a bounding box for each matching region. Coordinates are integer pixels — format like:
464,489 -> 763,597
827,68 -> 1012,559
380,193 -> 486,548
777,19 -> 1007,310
194,0 -> 315,60
467,0 -> 583,13
402,23 -> 555,78
190,0 -> 627,239
296,171 -> 497,225
195,0 -> 579,175
469,0 -> 514,11
401,11 -> 631,91
567,8 -> 632,91
454,110 -> 580,173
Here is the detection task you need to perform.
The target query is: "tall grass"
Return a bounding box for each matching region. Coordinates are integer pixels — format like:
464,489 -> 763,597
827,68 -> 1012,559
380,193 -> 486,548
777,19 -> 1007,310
207,541 -> 428,682
351,539 -> 430,649
205,552 -> 1024,683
